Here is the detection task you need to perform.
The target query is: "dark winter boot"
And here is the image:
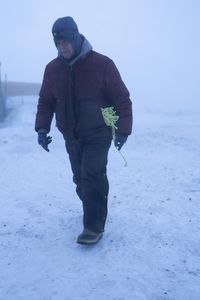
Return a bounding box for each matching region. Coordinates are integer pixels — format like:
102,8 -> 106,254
77,229 -> 103,245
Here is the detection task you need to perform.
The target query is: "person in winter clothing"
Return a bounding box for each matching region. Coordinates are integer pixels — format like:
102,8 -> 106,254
35,16 -> 132,245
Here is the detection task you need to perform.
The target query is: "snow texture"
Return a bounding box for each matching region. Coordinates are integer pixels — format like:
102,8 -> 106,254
0,96 -> 200,300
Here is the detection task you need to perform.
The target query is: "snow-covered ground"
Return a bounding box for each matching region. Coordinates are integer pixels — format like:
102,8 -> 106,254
0,96 -> 200,300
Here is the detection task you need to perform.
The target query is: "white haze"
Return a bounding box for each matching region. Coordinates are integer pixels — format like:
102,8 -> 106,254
1,0 -> 200,110
1,1 -> 200,299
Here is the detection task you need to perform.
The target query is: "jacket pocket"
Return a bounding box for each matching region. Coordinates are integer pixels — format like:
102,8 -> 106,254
55,98 -> 68,129
78,98 -> 105,131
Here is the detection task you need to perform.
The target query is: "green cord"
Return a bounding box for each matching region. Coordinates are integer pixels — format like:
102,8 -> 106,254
118,149 -> 128,167
101,107 -> 128,167
101,107 -> 119,139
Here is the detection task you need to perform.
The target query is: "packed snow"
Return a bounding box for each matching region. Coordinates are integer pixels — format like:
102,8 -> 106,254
0,96 -> 200,300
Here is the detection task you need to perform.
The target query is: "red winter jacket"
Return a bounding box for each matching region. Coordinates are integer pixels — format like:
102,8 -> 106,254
35,46 -> 132,139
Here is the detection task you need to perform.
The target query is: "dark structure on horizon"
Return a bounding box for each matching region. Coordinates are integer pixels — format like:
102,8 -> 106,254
4,81 -> 41,97
0,61 -> 41,121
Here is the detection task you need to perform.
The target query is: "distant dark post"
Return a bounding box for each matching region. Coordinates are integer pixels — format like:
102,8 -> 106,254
0,62 -> 6,121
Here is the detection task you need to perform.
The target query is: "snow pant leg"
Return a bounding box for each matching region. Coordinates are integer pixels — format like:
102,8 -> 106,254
65,138 -> 83,201
81,137 -> 112,233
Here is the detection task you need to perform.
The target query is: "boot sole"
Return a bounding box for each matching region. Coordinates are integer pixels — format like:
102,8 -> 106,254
77,234 -> 103,245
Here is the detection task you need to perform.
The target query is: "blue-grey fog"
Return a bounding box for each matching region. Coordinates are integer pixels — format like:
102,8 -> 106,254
1,2 -> 200,299
1,0 -> 200,110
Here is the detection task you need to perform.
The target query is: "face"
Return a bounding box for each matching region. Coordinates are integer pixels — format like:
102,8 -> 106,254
56,40 -> 74,59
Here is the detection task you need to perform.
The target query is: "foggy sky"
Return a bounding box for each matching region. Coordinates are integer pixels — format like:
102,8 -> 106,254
1,0 -> 200,109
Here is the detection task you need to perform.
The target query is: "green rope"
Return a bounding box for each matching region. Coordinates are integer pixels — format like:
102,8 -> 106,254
101,107 -> 119,139
101,107 -> 128,167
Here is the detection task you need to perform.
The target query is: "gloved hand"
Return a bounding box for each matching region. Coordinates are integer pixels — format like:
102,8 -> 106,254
114,134 -> 128,150
38,129 -> 52,152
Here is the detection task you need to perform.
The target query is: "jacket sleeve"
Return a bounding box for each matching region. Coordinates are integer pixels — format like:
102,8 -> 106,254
35,65 -> 56,133
104,59 -> 132,135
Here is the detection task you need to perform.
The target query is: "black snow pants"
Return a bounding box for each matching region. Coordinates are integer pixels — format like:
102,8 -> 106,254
65,135 -> 112,233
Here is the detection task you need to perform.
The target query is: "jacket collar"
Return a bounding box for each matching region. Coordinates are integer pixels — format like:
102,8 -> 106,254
58,36 -> 92,66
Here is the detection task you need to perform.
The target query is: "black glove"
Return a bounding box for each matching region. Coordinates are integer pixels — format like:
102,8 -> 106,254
38,129 -> 52,152
114,134 -> 128,150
